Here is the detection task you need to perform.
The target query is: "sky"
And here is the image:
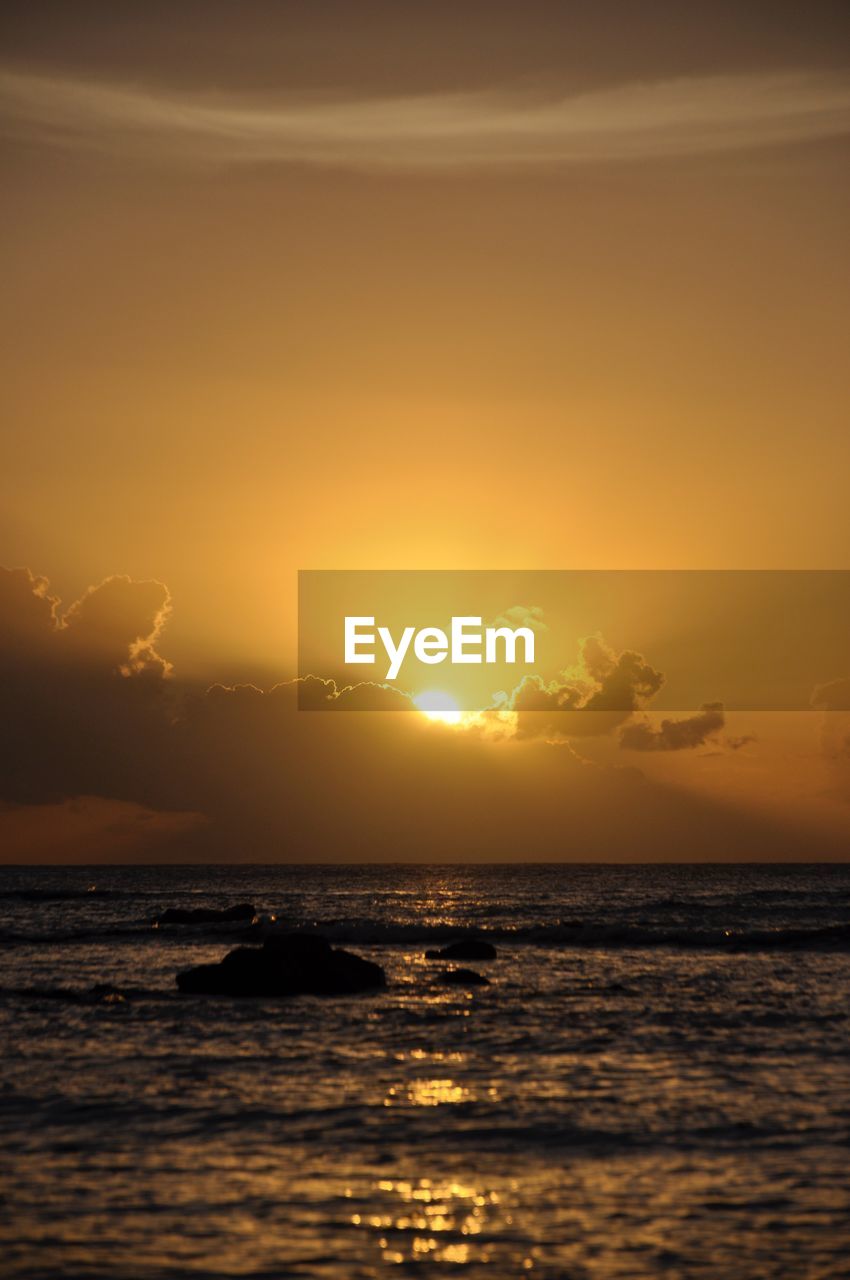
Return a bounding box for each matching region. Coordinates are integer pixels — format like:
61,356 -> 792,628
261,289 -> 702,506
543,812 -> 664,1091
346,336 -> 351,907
1,2 -> 849,861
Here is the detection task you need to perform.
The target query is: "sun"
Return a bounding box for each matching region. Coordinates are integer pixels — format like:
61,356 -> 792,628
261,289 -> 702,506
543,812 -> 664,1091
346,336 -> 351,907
414,690 -> 463,725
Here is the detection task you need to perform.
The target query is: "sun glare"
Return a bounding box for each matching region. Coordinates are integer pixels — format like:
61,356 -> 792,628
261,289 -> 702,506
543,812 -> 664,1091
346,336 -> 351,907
414,691 -> 463,725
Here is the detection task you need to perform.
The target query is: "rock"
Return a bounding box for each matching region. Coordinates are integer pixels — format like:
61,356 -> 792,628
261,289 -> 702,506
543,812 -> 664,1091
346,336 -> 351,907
425,939 -> 497,962
86,984 -> 126,1004
157,903 -> 256,925
176,932 -> 386,997
438,968 -> 490,987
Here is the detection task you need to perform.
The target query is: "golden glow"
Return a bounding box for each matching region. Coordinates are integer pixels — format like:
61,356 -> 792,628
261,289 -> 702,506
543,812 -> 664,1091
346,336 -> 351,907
414,691 -> 463,725
346,1175 -> 511,1269
384,1077 -> 471,1107
3,10 -> 850,865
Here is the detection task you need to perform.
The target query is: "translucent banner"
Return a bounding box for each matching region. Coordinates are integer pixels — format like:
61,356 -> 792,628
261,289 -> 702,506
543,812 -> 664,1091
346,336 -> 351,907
297,570 -> 850,713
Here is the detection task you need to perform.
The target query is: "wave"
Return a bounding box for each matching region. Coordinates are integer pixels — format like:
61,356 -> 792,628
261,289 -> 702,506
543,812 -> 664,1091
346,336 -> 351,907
0,1083 -> 828,1157
0,887 -> 130,902
2,916 -> 850,952
258,918 -> 850,952
519,921 -> 850,951
0,918 -> 255,946
0,983 -> 166,1003
0,924 -> 164,946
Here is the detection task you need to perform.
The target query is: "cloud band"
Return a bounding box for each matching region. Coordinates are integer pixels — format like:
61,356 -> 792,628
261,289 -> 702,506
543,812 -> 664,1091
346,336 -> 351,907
2,68 -> 850,170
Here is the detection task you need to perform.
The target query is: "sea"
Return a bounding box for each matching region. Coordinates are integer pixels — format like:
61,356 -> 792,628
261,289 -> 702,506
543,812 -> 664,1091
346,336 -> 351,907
1,863 -> 849,1279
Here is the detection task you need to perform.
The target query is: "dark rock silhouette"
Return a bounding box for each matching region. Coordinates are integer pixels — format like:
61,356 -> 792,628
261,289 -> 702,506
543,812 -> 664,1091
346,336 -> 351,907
425,939 -> 497,961
176,932 -> 385,997
157,903 -> 256,925
439,967 -> 490,986
87,983 -> 126,1004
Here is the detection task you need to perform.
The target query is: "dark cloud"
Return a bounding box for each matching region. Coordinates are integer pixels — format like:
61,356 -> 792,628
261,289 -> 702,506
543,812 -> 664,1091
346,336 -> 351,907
0,566 -> 171,674
511,635 -> 664,739
61,575 -> 172,676
0,567 -> 174,806
297,676 -> 414,712
1,565 -> 841,862
580,636 -> 665,711
619,702 -> 725,751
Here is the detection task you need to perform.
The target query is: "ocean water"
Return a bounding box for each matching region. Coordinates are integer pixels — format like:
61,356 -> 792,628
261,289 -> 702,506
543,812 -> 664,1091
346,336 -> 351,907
1,863 -> 850,1279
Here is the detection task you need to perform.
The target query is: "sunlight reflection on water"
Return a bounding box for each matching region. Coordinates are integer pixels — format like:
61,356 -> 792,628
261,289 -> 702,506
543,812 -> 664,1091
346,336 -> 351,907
3,864 -> 850,1277
348,1176 -> 521,1271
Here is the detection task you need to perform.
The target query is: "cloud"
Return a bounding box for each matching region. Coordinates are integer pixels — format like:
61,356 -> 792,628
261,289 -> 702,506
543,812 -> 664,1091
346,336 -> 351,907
1,565 -> 841,862
0,566 -> 174,806
296,675 -> 415,712
619,702 -> 726,751
510,635 -> 664,739
2,68 -> 850,170
0,566 -> 172,675
489,604 -> 548,635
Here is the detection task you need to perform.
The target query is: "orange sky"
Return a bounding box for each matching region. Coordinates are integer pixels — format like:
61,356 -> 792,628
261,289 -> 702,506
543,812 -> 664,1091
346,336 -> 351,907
1,2 -> 849,861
